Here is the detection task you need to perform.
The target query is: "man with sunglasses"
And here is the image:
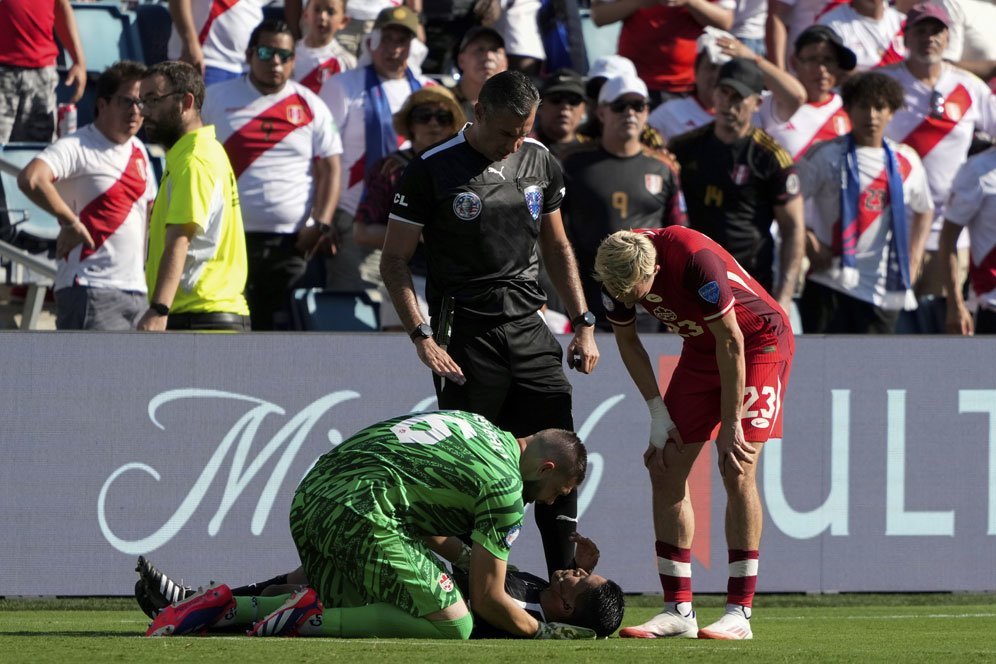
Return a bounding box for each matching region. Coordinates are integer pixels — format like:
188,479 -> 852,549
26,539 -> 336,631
561,73 -> 685,331
17,61 -> 157,330
878,1 -> 996,333
202,19 -> 342,331
136,60 -> 250,332
668,57 -> 805,314
381,70 -> 599,580
532,69 -> 589,161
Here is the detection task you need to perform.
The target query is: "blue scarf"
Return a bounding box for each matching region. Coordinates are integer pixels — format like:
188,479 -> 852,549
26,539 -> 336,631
838,135 -> 914,308
363,65 -> 421,178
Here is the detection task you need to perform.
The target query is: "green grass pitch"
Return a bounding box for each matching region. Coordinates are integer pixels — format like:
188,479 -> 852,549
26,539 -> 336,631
1,594 -> 994,663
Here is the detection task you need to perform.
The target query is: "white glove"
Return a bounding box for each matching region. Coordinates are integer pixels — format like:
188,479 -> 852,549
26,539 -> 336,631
534,621 -> 597,640
647,396 -> 675,449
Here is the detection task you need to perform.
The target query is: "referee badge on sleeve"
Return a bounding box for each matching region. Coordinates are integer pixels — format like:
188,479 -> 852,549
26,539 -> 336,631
524,186 -> 543,221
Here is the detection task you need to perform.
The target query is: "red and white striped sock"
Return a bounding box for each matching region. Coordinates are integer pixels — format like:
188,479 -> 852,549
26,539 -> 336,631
656,541 -> 692,613
727,549 -> 759,610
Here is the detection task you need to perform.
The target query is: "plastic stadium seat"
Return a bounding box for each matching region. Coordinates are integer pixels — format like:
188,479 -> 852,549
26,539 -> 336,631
135,2 -> 171,65
70,3 -> 145,72
579,9 -> 621,67
290,289 -> 381,332
0,143 -> 58,255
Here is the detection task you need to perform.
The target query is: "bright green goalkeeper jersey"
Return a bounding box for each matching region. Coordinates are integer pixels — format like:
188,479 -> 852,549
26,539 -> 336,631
296,410 -> 525,560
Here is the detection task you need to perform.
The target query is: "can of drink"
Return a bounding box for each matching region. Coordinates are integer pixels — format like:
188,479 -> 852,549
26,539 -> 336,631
57,103 -> 78,137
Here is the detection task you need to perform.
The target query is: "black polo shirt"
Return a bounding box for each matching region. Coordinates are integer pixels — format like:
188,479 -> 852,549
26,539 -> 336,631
669,123 -> 799,291
390,127 -> 565,326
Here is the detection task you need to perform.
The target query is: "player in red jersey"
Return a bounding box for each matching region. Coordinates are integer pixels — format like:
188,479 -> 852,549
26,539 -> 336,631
595,227 -> 794,641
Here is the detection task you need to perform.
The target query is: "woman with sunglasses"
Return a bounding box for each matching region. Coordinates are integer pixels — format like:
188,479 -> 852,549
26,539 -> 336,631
354,86 -> 465,329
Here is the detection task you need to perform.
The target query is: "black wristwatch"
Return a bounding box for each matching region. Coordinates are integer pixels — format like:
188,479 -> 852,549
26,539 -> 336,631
409,322 -> 433,342
572,311 -> 596,329
150,302 -> 170,316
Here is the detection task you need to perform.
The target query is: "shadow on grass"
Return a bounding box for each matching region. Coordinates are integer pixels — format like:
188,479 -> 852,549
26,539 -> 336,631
0,631 -> 145,638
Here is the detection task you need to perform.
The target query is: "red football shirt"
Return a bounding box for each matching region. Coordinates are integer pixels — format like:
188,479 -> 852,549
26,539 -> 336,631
0,0 -> 59,68
603,226 -> 792,364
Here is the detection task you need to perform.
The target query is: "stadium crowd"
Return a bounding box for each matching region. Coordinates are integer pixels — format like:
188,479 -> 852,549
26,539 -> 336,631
3,0 -> 994,643
3,0 -> 995,334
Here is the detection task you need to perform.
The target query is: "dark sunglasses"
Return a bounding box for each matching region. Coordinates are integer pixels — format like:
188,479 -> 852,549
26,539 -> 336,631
546,93 -> 584,107
254,45 -> 295,62
410,107 -> 454,125
609,99 -> 648,113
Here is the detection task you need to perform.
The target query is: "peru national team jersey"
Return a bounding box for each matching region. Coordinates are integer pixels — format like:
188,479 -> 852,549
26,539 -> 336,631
780,0 -> 849,58
797,136 -> 932,308
647,95 -> 714,142
37,125 -> 156,292
297,410 -> 524,561
758,92 -> 851,161
668,124 -> 800,291
389,131 -> 564,324
818,4 -> 906,70
202,77 -> 343,234
603,226 -> 791,362
944,147 -> 996,312
167,0 -> 267,74
880,63 -> 996,248
319,67 -> 432,215
293,40 -> 357,94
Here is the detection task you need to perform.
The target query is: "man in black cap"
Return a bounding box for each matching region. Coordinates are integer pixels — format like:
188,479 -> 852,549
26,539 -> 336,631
758,25 -> 857,162
532,68 -> 588,161
448,26 -> 508,121
668,57 -> 805,313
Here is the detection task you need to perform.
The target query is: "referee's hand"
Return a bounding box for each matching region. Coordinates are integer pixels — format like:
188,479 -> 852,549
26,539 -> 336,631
567,329 -> 599,374
414,337 -> 466,386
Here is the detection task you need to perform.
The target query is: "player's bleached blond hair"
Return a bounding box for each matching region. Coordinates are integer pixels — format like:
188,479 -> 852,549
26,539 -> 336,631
594,231 -> 657,297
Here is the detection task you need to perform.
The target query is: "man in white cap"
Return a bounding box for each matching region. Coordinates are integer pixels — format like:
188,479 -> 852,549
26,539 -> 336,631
561,73 -> 686,329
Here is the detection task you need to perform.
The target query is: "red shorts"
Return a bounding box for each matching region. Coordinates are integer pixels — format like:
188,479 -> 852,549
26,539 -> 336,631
664,352 -> 793,444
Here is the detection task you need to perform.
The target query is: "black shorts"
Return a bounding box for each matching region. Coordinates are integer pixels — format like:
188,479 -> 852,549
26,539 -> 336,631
435,312 -> 573,437
800,280 -> 898,334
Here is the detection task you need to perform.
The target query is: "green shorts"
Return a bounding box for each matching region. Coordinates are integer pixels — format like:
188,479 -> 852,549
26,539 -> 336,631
289,490 -> 464,617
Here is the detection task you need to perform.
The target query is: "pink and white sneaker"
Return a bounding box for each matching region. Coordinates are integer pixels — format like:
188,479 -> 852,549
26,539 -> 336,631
697,608 -> 753,640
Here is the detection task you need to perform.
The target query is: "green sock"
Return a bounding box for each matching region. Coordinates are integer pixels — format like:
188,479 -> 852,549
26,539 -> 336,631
213,594 -> 295,629
307,603 -> 473,639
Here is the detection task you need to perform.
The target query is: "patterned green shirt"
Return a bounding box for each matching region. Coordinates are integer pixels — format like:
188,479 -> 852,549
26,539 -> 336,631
297,410 -> 525,560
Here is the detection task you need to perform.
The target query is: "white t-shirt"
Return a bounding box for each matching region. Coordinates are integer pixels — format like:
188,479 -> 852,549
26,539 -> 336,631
798,136 -> 933,308
494,0 -> 545,59
648,95 -> 714,142
294,40 -> 358,94
347,0 -> 401,21
758,92 -> 851,160
202,77 -> 343,234
168,0 -> 267,74
319,67 -> 432,215
961,0 -> 996,61
732,0 -> 768,42
37,124 -> 156,292
881,63 -> 996,249
778,0 -> 846,58
944,147 -> 996,311
818,4 -> 906,71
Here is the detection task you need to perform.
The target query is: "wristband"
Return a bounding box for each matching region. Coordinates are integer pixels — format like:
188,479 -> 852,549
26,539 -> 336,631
647,396 -> 675,449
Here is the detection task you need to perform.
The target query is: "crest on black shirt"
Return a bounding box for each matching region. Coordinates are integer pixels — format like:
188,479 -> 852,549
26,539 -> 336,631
732,165 -> 750,186
453,191 -> 482,221
524,185 -> 543,221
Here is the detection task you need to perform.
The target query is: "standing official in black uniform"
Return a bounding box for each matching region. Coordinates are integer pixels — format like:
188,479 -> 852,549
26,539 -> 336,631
562,73 -> 686,329
380,70 -> 599,577
668,58 -> 805,313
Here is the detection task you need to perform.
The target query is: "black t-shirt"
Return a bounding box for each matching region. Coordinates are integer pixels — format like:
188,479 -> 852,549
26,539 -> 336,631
452,567 -> 547,639
668,123 -> 799,291
389,128 -> 565,327
561,143 -> 685,321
